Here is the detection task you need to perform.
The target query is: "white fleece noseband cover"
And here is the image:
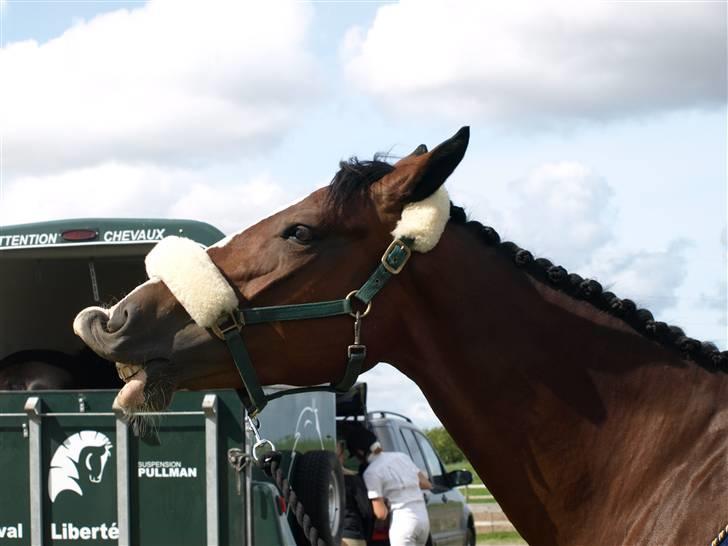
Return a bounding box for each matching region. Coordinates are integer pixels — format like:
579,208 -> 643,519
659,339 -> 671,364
145,187 -> 449,328
392,186 -> 450,252
145,236 -> 237,328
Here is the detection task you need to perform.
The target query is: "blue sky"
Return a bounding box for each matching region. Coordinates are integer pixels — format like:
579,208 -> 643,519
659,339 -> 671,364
1,0 -> 725,427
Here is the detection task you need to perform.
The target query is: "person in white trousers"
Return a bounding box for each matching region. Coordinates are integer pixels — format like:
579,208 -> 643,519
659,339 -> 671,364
346,428 -> 432,546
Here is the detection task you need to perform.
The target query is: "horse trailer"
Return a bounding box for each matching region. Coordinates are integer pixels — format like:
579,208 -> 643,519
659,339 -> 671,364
0,219 -> 344,546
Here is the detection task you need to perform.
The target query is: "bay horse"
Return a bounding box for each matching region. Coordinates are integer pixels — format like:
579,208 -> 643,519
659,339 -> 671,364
74,128 -> 728,546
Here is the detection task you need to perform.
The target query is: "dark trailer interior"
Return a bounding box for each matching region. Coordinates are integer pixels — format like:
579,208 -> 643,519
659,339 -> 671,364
0,218 -> 224,389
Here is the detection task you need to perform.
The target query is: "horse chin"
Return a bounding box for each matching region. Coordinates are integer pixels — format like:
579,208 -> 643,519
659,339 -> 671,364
112,369 -> 148,414
113,359 -> 177,416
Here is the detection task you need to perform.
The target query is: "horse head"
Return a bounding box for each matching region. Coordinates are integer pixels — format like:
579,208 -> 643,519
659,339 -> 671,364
82,443 -> 112,483
73,128 -> 470,414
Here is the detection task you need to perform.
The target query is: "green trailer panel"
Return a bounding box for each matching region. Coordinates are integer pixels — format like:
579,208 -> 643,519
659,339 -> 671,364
0,388 -> 336,546
0,413 -> 30,542
0,390 -> 248,546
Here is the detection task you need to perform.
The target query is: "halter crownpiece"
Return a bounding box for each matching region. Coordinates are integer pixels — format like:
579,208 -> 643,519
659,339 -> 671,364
143,188 -> 450,416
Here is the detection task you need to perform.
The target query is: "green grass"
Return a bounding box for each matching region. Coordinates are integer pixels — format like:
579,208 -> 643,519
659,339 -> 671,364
477,531 -> 527,544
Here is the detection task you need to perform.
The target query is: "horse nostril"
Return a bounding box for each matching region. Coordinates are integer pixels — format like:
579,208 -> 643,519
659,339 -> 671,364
107,304 -> 132,333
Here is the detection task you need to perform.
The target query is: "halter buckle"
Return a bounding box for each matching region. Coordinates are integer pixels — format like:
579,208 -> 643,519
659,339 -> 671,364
381,239 -> 411,275
211,309 -> 244,340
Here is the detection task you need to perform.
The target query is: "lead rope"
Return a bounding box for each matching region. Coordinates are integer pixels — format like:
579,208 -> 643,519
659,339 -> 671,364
245,414 -> 329,546
711,524 -> 728,546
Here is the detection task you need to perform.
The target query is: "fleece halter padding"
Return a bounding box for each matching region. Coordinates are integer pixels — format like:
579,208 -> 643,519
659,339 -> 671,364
145,236 -> 237,328
392,186 -> 450,252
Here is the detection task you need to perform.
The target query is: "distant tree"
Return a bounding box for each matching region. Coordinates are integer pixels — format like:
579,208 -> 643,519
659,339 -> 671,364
424,427 -> 465,464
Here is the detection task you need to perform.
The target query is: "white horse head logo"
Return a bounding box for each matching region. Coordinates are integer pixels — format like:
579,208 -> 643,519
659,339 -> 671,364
48,430 -> 113,503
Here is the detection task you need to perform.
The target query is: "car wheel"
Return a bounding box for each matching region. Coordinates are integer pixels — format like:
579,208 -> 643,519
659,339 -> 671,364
289,450 -> 344,546
465,522 -> 476,546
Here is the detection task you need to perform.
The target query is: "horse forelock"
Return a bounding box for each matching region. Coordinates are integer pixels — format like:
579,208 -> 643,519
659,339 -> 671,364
326,156 -> 395,214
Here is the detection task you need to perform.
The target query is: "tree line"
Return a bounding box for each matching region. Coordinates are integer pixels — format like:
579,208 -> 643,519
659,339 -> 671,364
424,426 -> 465,464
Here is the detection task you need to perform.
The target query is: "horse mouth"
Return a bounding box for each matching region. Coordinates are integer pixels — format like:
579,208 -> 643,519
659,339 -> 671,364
113,359 -> 176,415
116,363 -> 143,382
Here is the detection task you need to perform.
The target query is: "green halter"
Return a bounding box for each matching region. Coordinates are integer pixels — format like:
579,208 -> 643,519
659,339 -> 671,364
210,238 -> 413,417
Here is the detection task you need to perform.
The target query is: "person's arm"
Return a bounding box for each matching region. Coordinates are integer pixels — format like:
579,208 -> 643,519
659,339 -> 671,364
418,471 -> 432,490
371,497 -> 389,521
363,468 -> 387,520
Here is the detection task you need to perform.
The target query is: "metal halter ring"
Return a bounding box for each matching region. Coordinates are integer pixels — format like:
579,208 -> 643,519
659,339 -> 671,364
345,291 -> 372,318
252,439 -> 276,464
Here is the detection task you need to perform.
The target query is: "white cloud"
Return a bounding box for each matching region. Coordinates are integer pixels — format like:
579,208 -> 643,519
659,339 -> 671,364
0,162 -> 294,235
360,363 -> 442,429
168,175 -> 292,234
0,0 -> 319,176
500,161 -> 615,269
699,281 -> 727,317
454,159 -> 692,317
342,1 -> 726,126
584,240 -> 692,315
698,227 -> 727,327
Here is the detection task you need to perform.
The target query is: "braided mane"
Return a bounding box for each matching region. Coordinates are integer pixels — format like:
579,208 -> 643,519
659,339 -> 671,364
448,204 -> 728,372
328,157 -> 728,372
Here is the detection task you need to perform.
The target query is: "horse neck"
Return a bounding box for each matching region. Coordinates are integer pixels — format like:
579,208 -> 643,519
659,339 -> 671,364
385,226 -> 728,546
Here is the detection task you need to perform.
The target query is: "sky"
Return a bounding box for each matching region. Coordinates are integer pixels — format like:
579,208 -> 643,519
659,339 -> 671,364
0,0 -> 726,428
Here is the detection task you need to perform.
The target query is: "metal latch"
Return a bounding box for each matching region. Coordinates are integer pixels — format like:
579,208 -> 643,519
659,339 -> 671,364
227,448 -> 251,495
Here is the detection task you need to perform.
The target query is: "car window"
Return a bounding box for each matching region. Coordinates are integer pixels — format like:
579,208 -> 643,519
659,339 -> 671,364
399,428 -> 427,474
372,425 -> 396,452
414,431 -> 444,482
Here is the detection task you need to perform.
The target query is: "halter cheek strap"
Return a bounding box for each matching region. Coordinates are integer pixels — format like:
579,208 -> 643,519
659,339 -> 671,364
145,186 -> 449,417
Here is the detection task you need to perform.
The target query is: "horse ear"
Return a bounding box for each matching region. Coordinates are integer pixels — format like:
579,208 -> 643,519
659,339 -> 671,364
382,127 -> 469,206
409,144 -> 428,157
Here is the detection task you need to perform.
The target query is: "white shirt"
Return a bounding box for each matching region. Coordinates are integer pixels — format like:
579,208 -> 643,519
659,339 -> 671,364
362,451 -> 425,510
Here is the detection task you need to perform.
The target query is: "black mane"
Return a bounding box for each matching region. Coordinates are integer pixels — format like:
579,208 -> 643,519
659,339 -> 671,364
327,156 -> 728,372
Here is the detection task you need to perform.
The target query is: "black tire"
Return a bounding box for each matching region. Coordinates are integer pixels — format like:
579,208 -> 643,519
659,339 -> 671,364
465,522 -> 476,546
289,450 -> 344,546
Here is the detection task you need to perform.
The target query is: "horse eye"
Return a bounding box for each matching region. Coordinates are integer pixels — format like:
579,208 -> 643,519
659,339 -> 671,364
285,225 -> 315,244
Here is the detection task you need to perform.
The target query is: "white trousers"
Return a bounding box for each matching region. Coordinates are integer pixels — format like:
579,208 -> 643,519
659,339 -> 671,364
388,501 -> 430,546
